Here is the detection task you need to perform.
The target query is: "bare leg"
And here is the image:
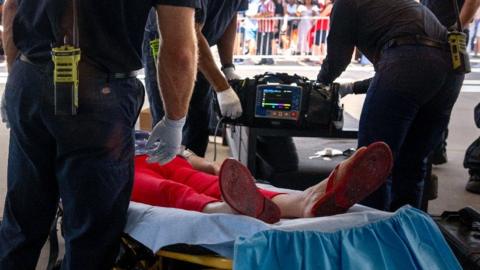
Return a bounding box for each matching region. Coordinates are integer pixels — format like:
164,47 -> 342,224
215,142 -> 391,221
202,201 -> 236,214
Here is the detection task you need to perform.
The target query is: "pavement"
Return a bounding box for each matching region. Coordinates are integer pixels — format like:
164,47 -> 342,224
0,57 -> 478,269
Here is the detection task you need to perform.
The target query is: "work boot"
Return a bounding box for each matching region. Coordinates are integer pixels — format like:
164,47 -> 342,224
431,147 -> 448,165
466,173 -> 480,194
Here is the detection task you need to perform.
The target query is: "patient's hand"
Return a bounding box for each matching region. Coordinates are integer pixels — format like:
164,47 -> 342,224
185,152 -> 221,176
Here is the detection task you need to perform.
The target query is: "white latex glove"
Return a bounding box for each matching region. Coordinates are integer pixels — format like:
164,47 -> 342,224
338,82 -> 354,98
222,66 -> 241,81
1,91 -> 9,128
146,116 -> 186,165
217,87 -> 243,119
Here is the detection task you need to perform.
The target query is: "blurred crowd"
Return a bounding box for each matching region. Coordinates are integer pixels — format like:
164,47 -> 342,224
234,0 -> 333,64
470,9 -> 480,57
234,0 -> 480,65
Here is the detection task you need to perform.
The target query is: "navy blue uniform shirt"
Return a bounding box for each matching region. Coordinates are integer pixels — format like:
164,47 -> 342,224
317,0 -> 447,84
13,0 -> 198,72
199,0 -> 249,46
145,0 -> 248,46
421,0 -> 465,27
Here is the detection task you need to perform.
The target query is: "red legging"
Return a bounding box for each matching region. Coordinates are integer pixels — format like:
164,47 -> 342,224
132,155 -> 281,212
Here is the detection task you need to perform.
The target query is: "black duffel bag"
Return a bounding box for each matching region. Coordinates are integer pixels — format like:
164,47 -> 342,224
433,207 -> 480,270
464,137 -> 480,171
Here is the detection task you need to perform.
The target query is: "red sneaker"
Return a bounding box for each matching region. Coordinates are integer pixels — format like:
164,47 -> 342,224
311,141 -> 393,217
219,159 -> 281,224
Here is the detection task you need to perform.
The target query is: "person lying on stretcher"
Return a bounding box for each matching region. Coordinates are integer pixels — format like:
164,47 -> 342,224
132,142 -> 393,224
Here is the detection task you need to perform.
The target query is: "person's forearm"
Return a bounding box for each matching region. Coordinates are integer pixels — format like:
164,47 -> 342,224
156,6 -> 197,120
187,155 -> 220,175
3,0 -> 18,71
196,25 -> 230,92
460,0 -> 480,28
352,77 -> 372,94
317,44 -> 354,84
217,15 -> 237,67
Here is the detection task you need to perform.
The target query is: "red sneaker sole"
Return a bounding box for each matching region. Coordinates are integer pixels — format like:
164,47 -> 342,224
312,141 -> 393,217
219,159 -> 281,224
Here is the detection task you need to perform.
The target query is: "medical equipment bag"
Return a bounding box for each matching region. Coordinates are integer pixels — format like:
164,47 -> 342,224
433,207 -> 480,269
215,73 -> 343,130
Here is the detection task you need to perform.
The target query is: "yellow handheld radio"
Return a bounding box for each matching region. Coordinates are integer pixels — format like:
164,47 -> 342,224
447,0 -> 471,74
52,0 -> 81,115
52,46 -> 81,115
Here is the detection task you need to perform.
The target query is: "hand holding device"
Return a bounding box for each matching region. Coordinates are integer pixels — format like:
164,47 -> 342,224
217,87 -> 243,119
222,66 -> 241,81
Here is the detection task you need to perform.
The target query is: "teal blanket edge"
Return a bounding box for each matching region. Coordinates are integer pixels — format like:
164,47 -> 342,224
233,206 -> 461,270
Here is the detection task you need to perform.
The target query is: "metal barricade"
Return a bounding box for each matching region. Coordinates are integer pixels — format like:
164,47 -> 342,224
233,16 -> 330,61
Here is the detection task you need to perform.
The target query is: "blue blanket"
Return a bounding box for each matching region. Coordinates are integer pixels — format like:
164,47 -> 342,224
234,206 -> 460,270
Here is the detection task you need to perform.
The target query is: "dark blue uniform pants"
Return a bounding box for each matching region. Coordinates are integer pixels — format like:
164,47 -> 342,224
0,59 -> 144,269
142,29 -> 164,127
143,32 -> 213,157
358,45 -> 463,211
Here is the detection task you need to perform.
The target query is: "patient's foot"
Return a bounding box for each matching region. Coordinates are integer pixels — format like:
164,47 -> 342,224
304,142 -> 393,217
219,159 -> 281,224
298,147 -> 365,217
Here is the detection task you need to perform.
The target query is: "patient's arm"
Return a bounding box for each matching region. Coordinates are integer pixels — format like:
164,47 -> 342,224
182,150 -> 221,175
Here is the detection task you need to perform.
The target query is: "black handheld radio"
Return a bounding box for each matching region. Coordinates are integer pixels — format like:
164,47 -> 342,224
447,0 -> 471,74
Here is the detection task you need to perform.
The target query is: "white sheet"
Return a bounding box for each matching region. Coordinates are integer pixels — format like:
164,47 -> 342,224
124,201 -> 394,258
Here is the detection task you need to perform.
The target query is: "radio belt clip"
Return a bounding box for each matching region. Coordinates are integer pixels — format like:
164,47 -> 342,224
150,38 -> 160,64
52,45 -> 81,116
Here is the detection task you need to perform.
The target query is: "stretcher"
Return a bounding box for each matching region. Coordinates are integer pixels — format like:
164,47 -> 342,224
122,184 -> 462,270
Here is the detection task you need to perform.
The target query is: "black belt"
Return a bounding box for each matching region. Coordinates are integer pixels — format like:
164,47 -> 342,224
382,35 -> 449,51
19,54 -> 139,80
19,54 -> 43,65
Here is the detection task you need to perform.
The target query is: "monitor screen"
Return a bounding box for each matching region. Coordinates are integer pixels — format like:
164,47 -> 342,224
261,88 -> 293,111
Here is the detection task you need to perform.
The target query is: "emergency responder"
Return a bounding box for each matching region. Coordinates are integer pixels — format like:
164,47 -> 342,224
0,0 -> 198,269
421,0 -> 480,192
421,0 -> 480,165
317,0 -> 463,211
143,0 -> 247,157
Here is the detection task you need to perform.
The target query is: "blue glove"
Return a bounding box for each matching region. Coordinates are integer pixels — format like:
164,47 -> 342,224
146,116 -> 186,165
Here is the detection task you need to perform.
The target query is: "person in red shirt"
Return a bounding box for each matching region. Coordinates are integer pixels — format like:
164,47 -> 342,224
255,0 -> 276,64
132,142 -> 393,223
310,0 -> 333,62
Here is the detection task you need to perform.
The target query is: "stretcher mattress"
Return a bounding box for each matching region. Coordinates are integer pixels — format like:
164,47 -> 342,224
125,191 -> 460,270
124,202 -> 391,259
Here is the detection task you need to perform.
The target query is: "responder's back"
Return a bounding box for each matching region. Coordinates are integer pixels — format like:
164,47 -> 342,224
331,0 -> 447,62
12,0 -> 153,73
421,0 -> 465,27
